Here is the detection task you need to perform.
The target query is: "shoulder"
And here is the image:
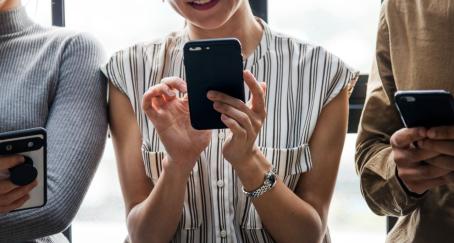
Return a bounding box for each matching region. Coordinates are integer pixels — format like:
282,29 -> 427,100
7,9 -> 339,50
27,25 -> 104,56
105,30 -> 183,68
267,28 -> 340,65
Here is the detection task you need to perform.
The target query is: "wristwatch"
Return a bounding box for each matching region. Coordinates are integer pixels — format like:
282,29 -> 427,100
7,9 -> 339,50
242,168 -> 278,198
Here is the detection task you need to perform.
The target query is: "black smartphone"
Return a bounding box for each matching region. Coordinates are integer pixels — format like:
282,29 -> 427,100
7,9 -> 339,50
183,38 -> 245,130
395,90 -> 454,128
0,128 -> 47,212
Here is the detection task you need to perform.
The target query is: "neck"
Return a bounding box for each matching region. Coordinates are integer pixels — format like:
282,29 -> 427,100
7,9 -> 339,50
0,0 -> 20,12
188,1 -> 263,57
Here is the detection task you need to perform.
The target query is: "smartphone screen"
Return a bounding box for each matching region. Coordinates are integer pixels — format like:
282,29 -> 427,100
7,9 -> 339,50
395,90 -> 454,128
184,38 -> 245,130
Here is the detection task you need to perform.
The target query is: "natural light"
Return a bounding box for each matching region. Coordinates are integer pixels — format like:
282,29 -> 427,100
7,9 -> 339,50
24,1 -> 384,242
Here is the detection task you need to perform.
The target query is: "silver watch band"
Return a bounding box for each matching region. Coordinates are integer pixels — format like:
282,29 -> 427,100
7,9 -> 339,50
242,168 -> 278,198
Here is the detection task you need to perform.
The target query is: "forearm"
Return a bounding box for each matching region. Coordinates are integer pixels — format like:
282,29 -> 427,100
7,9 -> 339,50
127,160 -> 189,243
235,152 -> 324,243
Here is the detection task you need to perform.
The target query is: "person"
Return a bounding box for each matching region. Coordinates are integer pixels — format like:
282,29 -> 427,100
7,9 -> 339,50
104,0 -> 357,242
0,0 -> 107,242
356,1 -> 454,242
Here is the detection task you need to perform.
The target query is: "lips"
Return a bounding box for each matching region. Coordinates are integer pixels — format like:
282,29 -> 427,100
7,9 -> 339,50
187,0 -> 220,11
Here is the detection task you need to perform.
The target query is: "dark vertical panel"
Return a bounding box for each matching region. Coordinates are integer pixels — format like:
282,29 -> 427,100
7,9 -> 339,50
249,0 -> 268,22
51,0 -> 65,27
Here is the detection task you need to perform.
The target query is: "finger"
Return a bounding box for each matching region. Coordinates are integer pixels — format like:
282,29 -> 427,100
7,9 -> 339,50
418,139 -> 454,156
214,102 -> 254,136
207,91 -> 251,116
142,84 -> 177,116
221,114 -> 247,140
425,155 -> 454,170
0,155 -> 25,170
0,194 -> 29,214
391,128 -> 427,148
398,164 -> 451,181
0,180 -> 19,194
0,180 -> 37,207
427,126 -> 454,140
444,172 -> 454,183
393,148 -> 439,165
243,70 -> 266,113
404,177 -> 448,194
161,77 -> 187,93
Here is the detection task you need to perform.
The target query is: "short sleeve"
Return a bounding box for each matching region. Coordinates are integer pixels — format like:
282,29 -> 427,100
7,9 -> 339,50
322,51 -> 359,107
101,49 -> 132,96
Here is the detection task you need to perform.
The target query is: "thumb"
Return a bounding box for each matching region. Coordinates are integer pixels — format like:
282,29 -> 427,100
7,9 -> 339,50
0,155 -> 26,171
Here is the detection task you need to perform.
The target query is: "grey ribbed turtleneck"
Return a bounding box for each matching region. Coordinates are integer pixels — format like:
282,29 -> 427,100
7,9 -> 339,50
0,7 -> 107,243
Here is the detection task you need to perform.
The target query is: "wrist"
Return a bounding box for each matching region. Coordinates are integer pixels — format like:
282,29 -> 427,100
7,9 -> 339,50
395,166 -> 427,198
162,157 -> 193,181
234,150 -> 272,191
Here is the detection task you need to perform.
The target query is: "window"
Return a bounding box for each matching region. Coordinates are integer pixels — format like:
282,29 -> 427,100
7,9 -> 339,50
24,0 -> 52,26
269,0 -> 380,73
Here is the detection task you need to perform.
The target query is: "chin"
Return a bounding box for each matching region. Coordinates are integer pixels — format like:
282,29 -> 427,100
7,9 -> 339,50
188,15 -> 231,30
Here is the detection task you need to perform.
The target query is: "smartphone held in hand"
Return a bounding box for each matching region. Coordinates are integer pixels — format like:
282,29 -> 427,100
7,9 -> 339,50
0,128 -> 47,212
184,38 -> 245,130
395,90 -> 454,128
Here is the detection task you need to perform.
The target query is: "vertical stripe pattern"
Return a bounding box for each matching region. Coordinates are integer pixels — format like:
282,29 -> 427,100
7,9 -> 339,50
102,19 -> 357,243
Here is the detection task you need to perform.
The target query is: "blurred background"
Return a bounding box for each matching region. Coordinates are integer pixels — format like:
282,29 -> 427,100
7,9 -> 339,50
25,0 -> 383,242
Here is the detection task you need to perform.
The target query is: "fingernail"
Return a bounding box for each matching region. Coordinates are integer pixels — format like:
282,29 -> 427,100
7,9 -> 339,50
427,130 -> 436,138
207,91 -> 215,99
167,91 -> 175,96
418,128 -> 426,137
19,156 -> 25,162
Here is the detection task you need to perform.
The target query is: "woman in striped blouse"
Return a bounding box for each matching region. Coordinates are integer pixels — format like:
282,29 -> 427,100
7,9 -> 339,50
103,0 -> 357,242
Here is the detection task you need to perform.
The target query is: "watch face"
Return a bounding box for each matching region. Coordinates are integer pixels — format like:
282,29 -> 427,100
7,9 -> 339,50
265,172 -> 276,185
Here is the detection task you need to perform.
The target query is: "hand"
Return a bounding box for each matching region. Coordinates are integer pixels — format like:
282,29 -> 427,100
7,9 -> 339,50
391,128 -> 451,194
417,126 -> 454,183
207,70 -> 267,169
0,155 -> 37,213
142,77 -> 211,175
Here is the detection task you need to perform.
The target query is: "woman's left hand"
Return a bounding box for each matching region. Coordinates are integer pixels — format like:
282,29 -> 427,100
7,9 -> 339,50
207,70 -> 267,168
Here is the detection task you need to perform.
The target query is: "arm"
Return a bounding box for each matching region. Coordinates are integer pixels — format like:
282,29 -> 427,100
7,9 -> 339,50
355,6 -> 445,216
209,71 -> 348,243
109,78 -> 211,243
249,89 -> 347,243
0,33 -> 107,241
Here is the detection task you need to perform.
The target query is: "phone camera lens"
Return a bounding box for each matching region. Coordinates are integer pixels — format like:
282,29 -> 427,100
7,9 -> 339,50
27,142 -> 34,148
403,96 -> 416,102
6,145 -> 13,151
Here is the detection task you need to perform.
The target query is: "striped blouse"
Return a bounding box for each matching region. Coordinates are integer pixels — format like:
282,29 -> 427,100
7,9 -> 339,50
102,19 -> 357,243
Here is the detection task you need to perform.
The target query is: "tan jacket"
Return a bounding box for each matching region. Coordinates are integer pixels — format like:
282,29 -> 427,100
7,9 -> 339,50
356,1 -> 454,243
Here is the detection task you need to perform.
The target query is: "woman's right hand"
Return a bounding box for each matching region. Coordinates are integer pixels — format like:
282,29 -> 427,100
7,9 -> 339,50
0,155 -> 37,213
142,77 -> 212,175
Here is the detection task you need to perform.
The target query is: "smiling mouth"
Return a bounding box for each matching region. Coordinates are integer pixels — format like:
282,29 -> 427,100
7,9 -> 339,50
187,0 -> 220,11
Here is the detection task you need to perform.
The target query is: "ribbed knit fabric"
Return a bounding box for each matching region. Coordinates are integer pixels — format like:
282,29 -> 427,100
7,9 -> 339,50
0,7 -> 107,243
